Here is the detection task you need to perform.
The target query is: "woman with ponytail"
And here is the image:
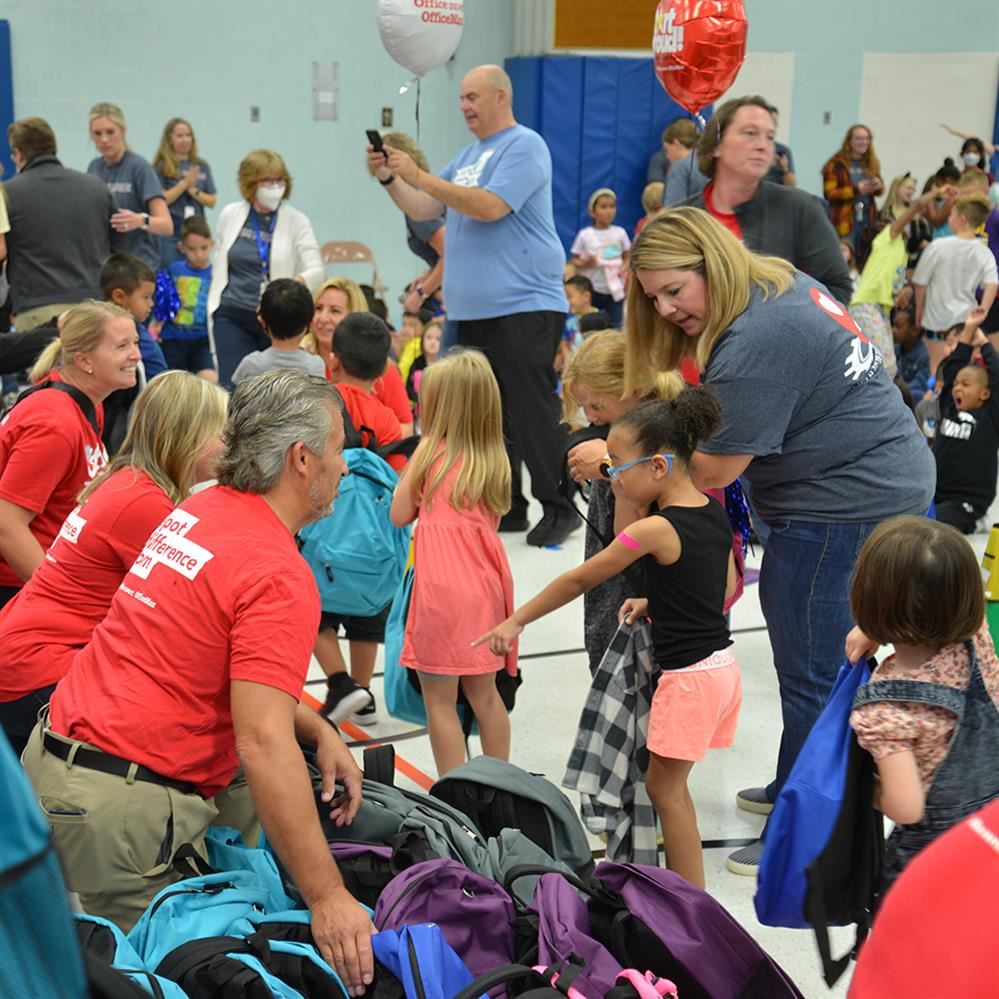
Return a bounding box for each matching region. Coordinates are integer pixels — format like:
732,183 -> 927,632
0,301 -> 139,607
476,388 -> 739,889
623,206 -> 934,876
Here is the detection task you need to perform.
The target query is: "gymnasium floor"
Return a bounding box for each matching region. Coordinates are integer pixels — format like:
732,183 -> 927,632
303,488 -> 996,997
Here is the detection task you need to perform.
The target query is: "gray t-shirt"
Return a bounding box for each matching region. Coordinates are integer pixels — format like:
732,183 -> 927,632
699,274 -> 934,523
912,237 -> 998,333
405,214 -> 444,269
158,159 -> 217,236
87,150 -> 164,268
221,208 -> 275,311
231,346 -> 326,385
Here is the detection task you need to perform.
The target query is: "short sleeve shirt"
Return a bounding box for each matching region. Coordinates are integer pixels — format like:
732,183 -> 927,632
336,382 -> 405,473
405,214 -> 445,269
439,124 -> 568,320
570,225 -> 631,296
158,159 -> 216,233
49,486 -> 319,797
232,347 -> 326,385
698,274 -> 935,523
0,378 -> 108,588
87,150 -> 164,268
162,260 -> 212,339
0,470 -> 172,697
912,237 -> 999,333
221,207 -> 274,311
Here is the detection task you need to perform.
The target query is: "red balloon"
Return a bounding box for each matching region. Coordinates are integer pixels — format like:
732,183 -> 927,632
652,0 -> 748,116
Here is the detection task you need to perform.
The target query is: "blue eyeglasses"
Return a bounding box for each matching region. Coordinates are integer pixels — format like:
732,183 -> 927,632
601,453 -> 673,480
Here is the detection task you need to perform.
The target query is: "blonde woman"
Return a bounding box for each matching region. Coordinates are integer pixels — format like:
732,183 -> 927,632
624,206 -> 933,875
207,149 -> 323,388
0,301 -> 139,607
152,117 -> 217,266
86,102 -> 172,268
0,371 -> 227,755
390,350 -> 514,776
306,277 -> 413,437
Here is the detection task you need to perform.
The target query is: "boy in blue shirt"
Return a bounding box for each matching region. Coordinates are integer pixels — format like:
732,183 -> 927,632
98,253 -> 167,379
159,216 -> 216,381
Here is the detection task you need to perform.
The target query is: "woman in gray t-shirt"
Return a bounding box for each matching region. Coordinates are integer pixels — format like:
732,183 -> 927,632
624,207 -> 934,875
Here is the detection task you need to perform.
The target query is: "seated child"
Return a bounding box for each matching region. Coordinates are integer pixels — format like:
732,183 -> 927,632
559,275 -> 598,372
99,253 -> 167,380
847,516 -> 999,897
397,307 -> 433,384
933,306 -> 999,533
892,305 -> 930,404
318,312 -> 404,725
158,216 -> 217,382
405,316 -> 442,426
570,188 -> 631,327
231,278 -> 325,385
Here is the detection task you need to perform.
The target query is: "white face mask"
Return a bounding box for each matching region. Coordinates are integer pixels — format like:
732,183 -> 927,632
963,152 -> 980,167
256,182 -> 285,211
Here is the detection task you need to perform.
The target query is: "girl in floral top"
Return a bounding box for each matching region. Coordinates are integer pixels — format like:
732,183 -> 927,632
847,516 -> 999,892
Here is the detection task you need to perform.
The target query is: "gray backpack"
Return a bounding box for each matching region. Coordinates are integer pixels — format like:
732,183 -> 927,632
320,747 -> 570,884
431,757 -> 595,878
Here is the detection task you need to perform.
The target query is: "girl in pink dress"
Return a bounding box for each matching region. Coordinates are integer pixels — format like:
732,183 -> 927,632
391,349 -> 516,775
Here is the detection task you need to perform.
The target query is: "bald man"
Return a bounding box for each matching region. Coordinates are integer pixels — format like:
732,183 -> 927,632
369,65 -> 576,548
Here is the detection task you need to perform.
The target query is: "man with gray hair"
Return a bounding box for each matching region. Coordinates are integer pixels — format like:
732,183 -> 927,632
23,370 -> 375,995
369,64 -> 577,547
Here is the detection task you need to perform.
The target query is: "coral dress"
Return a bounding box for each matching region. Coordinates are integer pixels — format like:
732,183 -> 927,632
401,459 -> 517,677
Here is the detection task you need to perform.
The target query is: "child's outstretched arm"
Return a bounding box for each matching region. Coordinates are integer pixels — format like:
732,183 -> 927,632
472,515 -> 678,655
876,751 -> 925,825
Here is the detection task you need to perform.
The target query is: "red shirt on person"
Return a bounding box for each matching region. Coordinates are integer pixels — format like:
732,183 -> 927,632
49,485 -> 320,798
0,373 -> 108,588
335,382 -> 405,473
374,361 -> 412,428
702,183 -> 744,241
0,470 -> 173,700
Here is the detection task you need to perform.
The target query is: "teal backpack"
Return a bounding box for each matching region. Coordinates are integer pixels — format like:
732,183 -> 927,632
298,404 -> 411,618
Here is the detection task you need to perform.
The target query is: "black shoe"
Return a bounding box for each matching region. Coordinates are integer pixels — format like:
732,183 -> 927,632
320,673 -> 374,724
349,690 -> 379,727
526,505 -> 581,547
499,510 -> 530,532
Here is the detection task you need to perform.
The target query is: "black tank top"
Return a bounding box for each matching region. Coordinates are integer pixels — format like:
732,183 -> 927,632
646,500 -> 733,669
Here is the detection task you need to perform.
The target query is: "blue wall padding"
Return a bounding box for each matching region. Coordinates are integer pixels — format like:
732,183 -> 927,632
506,55 -> 707,251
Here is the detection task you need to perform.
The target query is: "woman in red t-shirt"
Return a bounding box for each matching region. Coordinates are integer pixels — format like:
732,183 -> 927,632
0,369 -> 228,755
304,276 -> 414,436
0,301 -> 140,608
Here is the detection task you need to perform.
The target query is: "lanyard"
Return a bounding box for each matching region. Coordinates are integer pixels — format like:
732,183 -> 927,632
250,208 -> 278,281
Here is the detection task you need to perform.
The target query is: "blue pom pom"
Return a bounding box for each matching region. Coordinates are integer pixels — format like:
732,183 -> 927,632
152,269 -> 182,323
724,479 -> 753,557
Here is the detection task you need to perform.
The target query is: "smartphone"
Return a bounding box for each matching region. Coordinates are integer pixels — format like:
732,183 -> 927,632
366,129 -> 385,154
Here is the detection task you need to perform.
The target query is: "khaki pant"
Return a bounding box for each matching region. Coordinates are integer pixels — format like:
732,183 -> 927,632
13,302 -> 80,331
22,722 -> 257,932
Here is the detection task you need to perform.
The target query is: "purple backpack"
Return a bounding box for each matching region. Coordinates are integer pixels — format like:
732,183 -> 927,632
511,863 -> 803,999
374,858 -> 519,979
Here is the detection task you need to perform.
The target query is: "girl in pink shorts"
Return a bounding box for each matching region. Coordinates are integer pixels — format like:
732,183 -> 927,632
476,387 -> 740,888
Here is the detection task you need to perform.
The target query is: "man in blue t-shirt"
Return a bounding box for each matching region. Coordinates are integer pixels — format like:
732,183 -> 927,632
368,64 -> 575,548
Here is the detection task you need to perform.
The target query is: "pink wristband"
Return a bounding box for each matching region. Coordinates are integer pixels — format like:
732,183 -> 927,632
616,531 -> 641,551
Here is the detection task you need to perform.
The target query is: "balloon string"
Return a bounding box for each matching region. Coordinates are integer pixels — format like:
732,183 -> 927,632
415,78 -> 421,144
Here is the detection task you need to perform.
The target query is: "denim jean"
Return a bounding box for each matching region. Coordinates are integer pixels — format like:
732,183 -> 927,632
211,305 -> 268,390
758,518 -> 878,820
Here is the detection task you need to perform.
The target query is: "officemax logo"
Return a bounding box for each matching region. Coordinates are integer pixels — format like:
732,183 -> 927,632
652,7 -> 684,55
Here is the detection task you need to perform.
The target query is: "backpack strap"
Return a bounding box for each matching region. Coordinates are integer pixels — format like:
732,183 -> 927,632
808,889 -> 868,987
853,678 -> 967,717
8,379 -> 99,435
82,951 -> 154,999
450,964 -> 551,999
363,745 -> 396,786
171,842 -> 217,879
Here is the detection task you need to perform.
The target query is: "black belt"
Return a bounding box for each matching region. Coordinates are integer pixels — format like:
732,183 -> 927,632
42,731 -> 197,795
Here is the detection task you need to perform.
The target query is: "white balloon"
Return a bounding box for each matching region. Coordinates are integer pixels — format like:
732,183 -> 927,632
377,0 -> 464,79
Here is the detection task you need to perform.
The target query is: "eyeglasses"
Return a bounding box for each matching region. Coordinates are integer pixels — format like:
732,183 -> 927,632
601,453 -> 673,480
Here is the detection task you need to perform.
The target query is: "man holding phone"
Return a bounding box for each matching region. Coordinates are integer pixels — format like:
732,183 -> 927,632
367,64 -> 575,548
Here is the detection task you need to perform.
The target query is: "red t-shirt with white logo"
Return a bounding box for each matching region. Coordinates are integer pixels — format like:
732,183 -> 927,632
0,374 -> 108,588
49,485 -> 320,797
0,469 -> 173,700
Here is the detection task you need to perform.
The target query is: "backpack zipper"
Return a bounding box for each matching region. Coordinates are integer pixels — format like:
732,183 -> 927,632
407,935 -> 427,999
147,881 -> 236,918
379,863 -> 462,926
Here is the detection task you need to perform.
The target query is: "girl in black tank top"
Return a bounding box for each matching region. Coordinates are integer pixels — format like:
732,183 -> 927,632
475,388 -> 741,889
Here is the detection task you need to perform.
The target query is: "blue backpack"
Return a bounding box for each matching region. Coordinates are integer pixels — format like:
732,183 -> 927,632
298,443 -> 410,618
755,657 -> 884,986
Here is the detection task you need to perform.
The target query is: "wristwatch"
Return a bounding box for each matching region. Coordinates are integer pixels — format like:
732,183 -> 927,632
141,212 -> 150,230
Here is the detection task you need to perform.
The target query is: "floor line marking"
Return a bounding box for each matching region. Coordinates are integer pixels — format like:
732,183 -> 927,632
302,689 -> 435,790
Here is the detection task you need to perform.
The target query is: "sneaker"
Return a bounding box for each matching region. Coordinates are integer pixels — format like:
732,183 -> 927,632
726,839 -> 764,876
320,673 -> 374,724
349,689 -> 379,727
526,504 -> 581,547
499,510 -> 529,532
735,786 -> 773,815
